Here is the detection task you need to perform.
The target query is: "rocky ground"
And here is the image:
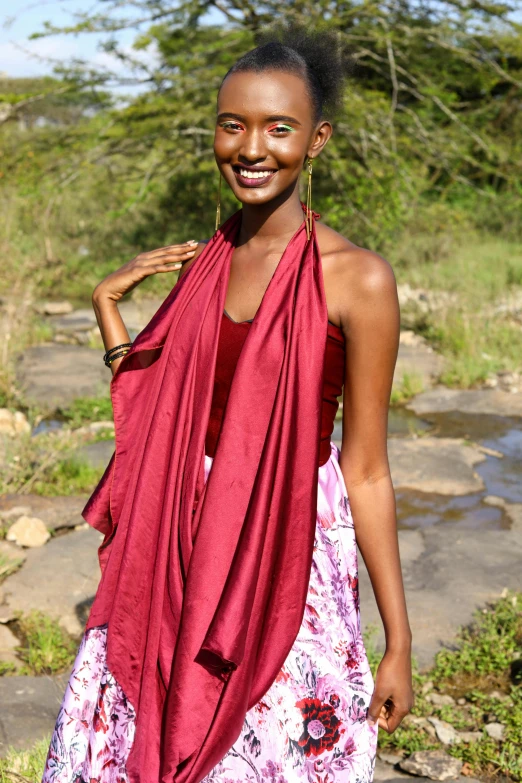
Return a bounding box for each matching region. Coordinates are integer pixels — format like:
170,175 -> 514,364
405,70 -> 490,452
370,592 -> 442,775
0,300 -> 521,782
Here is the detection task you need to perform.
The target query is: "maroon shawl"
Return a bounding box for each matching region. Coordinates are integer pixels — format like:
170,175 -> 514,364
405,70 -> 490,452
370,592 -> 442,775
82,207 -> 327,783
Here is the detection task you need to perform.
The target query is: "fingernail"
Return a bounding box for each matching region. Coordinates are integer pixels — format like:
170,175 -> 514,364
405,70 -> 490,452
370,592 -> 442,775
187,239 -> 198,244
366,717 -> 377,726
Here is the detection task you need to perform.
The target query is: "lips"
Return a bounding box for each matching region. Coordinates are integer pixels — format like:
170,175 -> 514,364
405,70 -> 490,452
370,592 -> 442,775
232,164 -> 277,188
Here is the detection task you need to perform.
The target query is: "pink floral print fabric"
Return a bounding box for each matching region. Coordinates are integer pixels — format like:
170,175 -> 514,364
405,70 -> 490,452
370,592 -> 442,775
41,442 -> 378,783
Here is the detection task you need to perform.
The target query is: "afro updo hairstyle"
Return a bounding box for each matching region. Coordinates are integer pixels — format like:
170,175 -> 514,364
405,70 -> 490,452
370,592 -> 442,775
220,22 -> 354,124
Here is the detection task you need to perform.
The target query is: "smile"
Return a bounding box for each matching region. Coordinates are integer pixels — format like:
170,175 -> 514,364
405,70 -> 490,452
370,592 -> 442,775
232,165 -> 277,188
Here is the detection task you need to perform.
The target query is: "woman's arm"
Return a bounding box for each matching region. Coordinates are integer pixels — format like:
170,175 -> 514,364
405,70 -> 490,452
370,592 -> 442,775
91,241 -> 201,375
338,247 -> 414,733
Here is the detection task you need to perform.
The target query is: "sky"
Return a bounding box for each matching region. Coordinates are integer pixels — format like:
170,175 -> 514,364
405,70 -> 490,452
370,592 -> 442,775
0,0 -> 159,81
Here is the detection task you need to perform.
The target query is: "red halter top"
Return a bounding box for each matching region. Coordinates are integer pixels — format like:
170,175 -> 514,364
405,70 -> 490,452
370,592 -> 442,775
205,310 -> 345,466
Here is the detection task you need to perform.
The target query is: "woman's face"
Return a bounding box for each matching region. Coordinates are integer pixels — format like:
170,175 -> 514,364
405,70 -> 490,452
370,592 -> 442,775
214,69 -> 331,206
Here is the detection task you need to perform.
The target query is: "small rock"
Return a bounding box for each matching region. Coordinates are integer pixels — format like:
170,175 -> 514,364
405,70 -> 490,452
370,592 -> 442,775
484,722 -> 505,741
0,623 -> 19,665
399,749 -> 463,780
421,680 -> 434,695
43,301 -> 73,315
378,751 -> 404,765
0,409 -> 31,437
75,420 -> 114,436
488,690 -> 511,702
483,495 -> 506,509
399,330 -> 428,348
458,731 -> 482,743
426,692 -> 456,706
6,516 -> 50,547
427,716 -> 460,745
0,505 -> 32,520
457,698 -> 467,706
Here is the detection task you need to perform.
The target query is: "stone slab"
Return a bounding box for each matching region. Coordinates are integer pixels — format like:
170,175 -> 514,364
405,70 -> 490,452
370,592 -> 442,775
16,344 -> 110,408
394,341 -> 444,392
407,388 -> 522,418
358,525 -> 522,671
388,438 -> 486,495
0,494 -> 89,532
1,527 -> 102,636
0,674 -> 68,756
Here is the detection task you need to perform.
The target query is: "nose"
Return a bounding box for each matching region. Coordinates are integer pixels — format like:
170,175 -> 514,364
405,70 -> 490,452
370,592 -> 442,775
238,127 -> 267,164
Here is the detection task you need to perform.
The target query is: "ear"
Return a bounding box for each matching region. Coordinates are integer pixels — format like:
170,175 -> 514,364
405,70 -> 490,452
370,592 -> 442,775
308,120 -> 333,159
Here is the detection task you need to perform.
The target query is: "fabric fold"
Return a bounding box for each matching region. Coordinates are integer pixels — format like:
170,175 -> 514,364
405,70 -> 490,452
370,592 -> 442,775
82,206 -> 328,783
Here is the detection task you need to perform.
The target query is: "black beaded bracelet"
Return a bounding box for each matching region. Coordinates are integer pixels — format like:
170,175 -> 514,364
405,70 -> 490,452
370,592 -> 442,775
105,348 -> 131,368
103,342 -> 133,363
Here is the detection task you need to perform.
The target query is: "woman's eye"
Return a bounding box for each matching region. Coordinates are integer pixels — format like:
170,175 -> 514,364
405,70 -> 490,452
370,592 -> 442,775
268,124 -> 295,134
220,121 -> 244,131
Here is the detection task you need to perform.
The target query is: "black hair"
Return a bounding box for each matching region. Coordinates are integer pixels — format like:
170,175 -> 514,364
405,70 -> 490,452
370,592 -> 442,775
220,23 -> 354,123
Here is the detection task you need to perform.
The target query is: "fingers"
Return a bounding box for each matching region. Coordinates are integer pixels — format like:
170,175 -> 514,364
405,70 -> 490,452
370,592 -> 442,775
367,697 -> 411,734
147,240 -> 199,258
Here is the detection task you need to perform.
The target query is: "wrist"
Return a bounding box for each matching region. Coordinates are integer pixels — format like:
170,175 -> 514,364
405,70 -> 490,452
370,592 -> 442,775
92,284 -> 120,308
385,631 -> 412,655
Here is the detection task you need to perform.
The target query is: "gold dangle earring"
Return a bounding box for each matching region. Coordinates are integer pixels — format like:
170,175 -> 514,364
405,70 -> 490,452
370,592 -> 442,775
215,171 -> 222,233
305,156 -> 314,240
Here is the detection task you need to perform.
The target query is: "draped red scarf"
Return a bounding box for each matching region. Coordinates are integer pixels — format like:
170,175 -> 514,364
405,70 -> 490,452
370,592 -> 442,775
82,206 -> 328,783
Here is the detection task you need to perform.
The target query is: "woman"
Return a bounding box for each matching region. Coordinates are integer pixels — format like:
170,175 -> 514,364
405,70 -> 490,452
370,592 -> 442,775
42,27 -> 413,783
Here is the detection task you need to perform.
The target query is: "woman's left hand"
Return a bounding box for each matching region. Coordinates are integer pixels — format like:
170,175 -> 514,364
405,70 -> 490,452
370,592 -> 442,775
366,647 -> 414,733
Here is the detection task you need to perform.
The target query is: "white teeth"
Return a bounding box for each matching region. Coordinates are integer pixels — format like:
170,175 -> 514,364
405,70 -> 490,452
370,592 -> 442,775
239,169 -> 272,179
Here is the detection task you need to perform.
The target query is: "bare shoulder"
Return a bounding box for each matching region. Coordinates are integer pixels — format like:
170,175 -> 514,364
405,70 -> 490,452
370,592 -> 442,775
177,240 -> 209,280
315,221 -> 398,324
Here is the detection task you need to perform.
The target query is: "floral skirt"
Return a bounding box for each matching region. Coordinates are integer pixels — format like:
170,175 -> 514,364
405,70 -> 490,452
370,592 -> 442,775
42,442 -> 378,783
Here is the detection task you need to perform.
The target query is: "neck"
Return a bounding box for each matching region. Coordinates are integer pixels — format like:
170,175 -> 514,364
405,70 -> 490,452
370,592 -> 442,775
237,183 -> 305,250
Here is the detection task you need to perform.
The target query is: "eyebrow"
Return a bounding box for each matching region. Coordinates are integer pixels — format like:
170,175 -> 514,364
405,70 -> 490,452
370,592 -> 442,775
217,112 -> 302,126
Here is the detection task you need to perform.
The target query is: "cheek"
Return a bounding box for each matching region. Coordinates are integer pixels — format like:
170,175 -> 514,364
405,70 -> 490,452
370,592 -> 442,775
265,137 -> 307,168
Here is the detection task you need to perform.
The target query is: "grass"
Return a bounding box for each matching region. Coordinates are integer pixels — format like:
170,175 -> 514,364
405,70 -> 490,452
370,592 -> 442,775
1,427 -> 106,497
390,231 -> 522,388
13,610 -> 77,676
0,737 -> 51,783
58,395 -> 113,429
363,590 -> 522,782
390,372 -> 425,406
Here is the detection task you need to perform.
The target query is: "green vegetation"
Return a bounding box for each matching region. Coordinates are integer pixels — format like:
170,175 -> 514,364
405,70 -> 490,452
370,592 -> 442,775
0,0 -> 521,393
390,372 -> 424,406
0,737 -> 51,783
14,610 -> 77,676
59,395 -> 113,430
364,590 -> 522,781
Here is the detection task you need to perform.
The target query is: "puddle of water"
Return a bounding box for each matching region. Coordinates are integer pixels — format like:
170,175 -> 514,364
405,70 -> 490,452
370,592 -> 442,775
32,419 -> 64,436
396,489 -> 509,531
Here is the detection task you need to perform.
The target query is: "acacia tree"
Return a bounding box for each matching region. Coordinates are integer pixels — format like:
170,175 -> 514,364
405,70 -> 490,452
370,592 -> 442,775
18,0 -> 522,246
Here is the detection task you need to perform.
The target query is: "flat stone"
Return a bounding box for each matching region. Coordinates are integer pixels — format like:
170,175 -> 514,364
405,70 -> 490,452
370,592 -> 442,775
483,496 -> 522,531
484,722 -> 505,741
15,344 -> 110,408
6,516 -> 50,547
0,623 -> 19,665
393,341 -> 444,392
2,527 -> 102,636
0,494 -> 88,532
399,750 -> 463,780
358,526 -> 522,671
0,673 -> 69,755
426,693 -> 456,706
407,388 -> 522,418
42,301 -> 73,315
427,716 -> 460,745
388,438 -> 486,495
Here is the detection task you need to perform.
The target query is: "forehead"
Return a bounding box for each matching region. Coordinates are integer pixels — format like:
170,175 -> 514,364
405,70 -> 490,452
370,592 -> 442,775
217,69 -> 314,121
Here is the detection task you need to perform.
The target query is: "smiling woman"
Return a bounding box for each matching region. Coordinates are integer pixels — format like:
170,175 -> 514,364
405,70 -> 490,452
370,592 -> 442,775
41,22 -> 413,783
